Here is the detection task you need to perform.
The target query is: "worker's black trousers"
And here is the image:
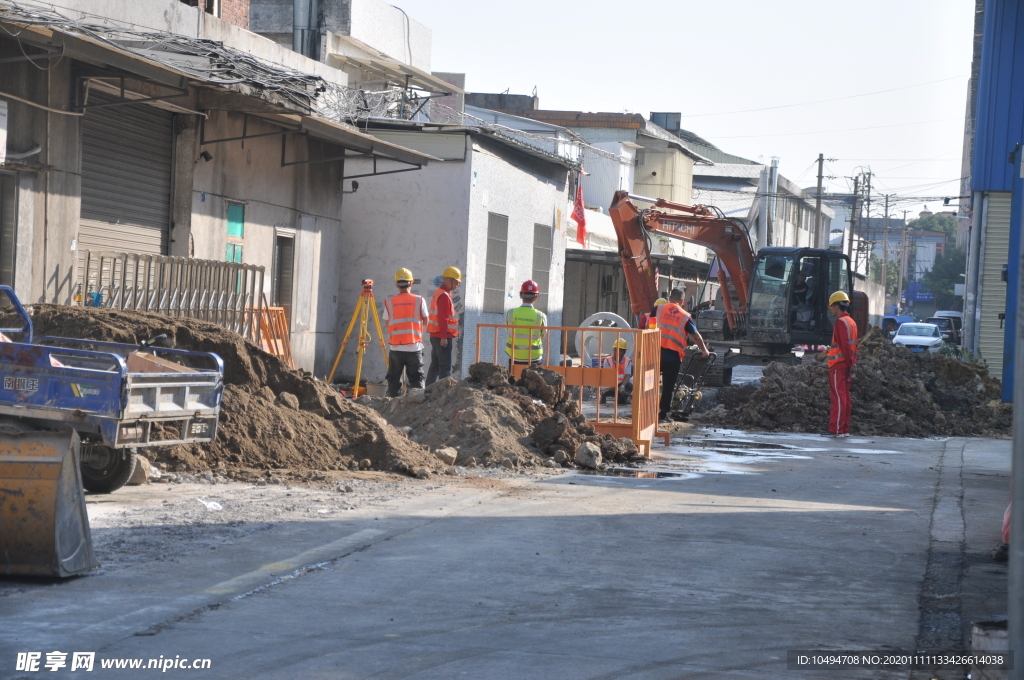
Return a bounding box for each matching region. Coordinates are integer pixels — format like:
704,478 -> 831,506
426,336 -> 453,386
386,349 -> 424,397
659,347 -> 682,417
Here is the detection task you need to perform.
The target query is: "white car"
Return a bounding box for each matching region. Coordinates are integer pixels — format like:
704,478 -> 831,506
892,322 -> 943,353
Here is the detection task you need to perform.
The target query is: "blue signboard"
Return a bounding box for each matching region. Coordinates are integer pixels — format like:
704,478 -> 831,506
901,281 -> 933,303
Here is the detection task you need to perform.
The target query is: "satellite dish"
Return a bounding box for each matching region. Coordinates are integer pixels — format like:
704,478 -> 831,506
574,312 -> 634,367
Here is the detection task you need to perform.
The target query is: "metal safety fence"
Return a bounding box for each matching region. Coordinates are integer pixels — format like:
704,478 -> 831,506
76,251 -> 265,345
475,325 -> 662,456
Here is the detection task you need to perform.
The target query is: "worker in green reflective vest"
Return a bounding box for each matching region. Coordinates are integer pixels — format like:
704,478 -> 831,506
505,279 -> 547,368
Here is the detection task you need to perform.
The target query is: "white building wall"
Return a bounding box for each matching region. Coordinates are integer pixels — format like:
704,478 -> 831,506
190,111 -> 345,374
335,137 -> 473,384
462,139 -> 569,374
348,0 -> 432,69
581,142 -> 634,211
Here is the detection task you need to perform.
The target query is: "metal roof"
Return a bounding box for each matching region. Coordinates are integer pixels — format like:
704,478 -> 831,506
638,121 -> 713,165
488,109 -> 646,129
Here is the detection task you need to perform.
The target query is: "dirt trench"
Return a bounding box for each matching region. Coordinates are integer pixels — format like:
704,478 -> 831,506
694,327 -> 1011,437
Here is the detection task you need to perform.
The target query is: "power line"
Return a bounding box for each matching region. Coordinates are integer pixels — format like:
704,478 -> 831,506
678,75 -> 968,118
713,117 -> 961,139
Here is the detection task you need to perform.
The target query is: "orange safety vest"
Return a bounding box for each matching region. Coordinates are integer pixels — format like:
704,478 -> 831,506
385,292 -> 425,346
601,355 -> 633,384
427,287 -> 459,338
826,314 -> 859,368
656,303 -> 692,357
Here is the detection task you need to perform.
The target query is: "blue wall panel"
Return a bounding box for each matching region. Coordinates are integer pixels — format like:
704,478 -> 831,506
974,0 -> 1024,192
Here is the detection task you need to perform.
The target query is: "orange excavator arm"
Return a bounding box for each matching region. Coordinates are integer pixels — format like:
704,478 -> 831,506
608,190 -> 756,331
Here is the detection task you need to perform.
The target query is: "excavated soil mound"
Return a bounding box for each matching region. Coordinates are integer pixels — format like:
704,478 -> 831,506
13,305 -> 439,474
364,363 -> 644,468
694,327 -> 1011,437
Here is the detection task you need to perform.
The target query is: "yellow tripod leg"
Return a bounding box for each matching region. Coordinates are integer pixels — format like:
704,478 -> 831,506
353,295 -> 369,396
369,292 -> 389,368
327,293 -> 364,384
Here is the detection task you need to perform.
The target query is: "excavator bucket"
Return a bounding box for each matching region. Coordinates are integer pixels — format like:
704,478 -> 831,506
0,427 -> 98,577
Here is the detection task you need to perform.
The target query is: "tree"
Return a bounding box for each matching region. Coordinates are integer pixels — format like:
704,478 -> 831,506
922,246 -> 967,310
869,252 -> 899,295
907,213 -> 957,237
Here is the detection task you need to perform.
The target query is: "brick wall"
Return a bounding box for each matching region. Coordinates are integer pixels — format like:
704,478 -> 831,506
218,0 -> 250,30
181,0 -> 250,30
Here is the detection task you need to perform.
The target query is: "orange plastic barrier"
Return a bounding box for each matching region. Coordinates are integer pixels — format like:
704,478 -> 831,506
475,325 -> 662,456
255,306 -> 295,370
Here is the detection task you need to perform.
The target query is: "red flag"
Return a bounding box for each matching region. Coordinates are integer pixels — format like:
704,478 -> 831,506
571,177 -> 587,247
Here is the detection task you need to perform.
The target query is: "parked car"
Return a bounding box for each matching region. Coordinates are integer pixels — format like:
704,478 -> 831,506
892,322 -> 944,353
925,317 -> 957,343
882,314 -> 915,339
933,310 -> 963,343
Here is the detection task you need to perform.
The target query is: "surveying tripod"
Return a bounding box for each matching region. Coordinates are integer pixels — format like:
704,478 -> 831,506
327,279 -> 389,396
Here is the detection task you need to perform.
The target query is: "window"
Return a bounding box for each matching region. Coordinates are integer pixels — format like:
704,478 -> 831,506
0,173 -> 15,287
532,224 -> 552,312
273,234 -> 295,324
225,203 -> 244,263
484,212 -> 508,313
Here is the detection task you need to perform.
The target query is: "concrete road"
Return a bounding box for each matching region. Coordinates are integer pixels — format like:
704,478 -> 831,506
1,432 -> 1009,679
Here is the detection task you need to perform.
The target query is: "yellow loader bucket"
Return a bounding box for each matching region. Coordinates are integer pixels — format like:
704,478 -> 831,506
0,427 -> 98,577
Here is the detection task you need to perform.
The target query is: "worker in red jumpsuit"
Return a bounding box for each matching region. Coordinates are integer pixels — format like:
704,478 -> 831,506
825,290 -> 858,437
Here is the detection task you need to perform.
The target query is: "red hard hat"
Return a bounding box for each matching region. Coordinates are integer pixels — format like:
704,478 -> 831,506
521,279 -> 540,295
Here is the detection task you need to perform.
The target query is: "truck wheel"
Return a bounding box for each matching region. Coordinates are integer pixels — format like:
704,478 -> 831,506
80,446 -> 137,494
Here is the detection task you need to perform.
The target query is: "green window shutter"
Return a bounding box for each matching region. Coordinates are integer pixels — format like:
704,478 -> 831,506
226,243 -> 243,263
227,204 -> 245,238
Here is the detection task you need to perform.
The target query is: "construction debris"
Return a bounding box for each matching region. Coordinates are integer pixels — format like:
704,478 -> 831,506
15,305 -> 441,475
362,363 -> 644,469
694,327 -> 1012,437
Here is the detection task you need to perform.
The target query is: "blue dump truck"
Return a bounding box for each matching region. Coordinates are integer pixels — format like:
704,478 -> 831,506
0,287 -> 224,577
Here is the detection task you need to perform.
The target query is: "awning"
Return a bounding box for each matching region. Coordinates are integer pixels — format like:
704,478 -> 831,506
300,116 -> 438,166
327,54 -> 464,94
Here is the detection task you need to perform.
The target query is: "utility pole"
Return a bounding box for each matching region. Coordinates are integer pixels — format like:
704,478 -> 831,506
881,194 -> 891,304
847,176 -> 860,261
861,171 -> 872,273
896,209 -> 909,314
814,153 -> 824,248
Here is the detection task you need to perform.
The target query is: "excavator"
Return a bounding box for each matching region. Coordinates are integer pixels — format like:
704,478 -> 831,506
609,190 -> 868,385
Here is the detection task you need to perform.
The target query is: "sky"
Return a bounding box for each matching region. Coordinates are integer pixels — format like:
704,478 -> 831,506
394,0 -> 975,220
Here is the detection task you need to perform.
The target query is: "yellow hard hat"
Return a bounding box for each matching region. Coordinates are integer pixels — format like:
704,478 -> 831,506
829,290 -> 851,306
654,298 -> 668,306
613,339 -> 628,350
443,266 -> 462,282
395,268 -> 414,284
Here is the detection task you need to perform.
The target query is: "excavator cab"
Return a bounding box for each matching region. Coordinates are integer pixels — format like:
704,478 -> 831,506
747,248 -> 851,346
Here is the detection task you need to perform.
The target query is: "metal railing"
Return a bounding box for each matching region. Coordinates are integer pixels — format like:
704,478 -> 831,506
475,325 -> 662,456
77,251 -> 265,344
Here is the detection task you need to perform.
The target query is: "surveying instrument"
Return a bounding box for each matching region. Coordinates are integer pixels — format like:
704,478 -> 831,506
327,279 -> 388,396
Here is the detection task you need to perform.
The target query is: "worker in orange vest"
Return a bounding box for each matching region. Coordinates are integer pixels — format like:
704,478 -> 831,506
426,266 -> 462,385
382,268 -> 429,397
657,288 -> 709,423
825,290 -> 858,437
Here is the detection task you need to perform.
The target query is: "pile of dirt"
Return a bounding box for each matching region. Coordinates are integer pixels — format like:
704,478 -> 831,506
16,305 -> 440,475
694,327 -> 1011,437
364,363 -> 644,469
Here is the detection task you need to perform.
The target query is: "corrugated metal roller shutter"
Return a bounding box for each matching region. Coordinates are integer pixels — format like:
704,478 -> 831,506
79,91 -> 173,255
979,192 -> 1011,374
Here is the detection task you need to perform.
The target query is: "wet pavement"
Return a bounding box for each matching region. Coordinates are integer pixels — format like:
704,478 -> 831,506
0,429 -> 1009,679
